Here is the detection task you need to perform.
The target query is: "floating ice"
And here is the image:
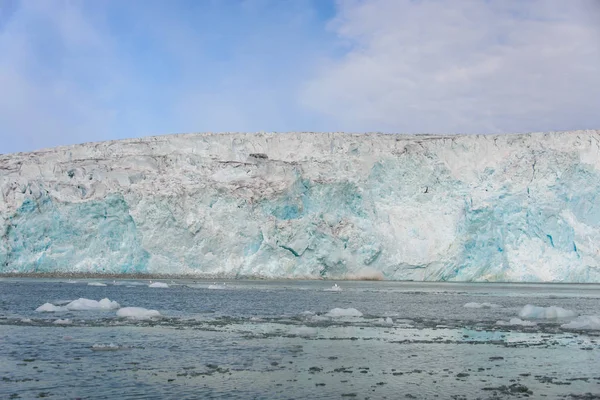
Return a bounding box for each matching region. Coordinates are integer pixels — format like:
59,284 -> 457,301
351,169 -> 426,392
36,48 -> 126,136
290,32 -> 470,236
325,308 -> 363,318
20,318 -> 32,323
87,282 -> 107,287
324,284 -> 342,292
53,318 -> 71,325
464,302 -> 502,309
496,318 -> 537,327
208,283 -> 227,290
518,304 -> 577,319
561,315 -> 600,330
376,317 -> 394,326
290,327 -> 318,337
148,282 -> 169,288
116,307 -> 161,320
91,343 -> 121,351
65,298 -> 120,311
36,303 -> 67,312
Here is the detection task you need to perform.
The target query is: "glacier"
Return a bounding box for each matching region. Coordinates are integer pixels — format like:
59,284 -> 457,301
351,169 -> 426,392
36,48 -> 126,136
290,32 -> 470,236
1,130 -> 600,282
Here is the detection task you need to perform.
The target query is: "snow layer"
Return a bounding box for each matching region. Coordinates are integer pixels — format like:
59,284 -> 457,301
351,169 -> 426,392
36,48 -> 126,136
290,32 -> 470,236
2,130 -> 600,282
518,304 -> 577,319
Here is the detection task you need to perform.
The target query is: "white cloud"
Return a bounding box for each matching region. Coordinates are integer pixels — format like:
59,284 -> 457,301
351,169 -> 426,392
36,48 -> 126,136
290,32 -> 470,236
301,0 -> 600,134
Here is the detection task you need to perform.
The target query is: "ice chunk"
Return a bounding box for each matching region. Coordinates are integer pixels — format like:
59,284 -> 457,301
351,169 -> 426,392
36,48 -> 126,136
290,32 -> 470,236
496,318 -> 537,327
561,315 -> 600,330
65,298 -> 120,311
290,327 -> 317,337
116,307 -> 161,320
518,304 -> 577,319
208,283 -> 227,290
91,343 -> 121,351
325,308 -> 363,318
87,282 -> 107,287
53,318 -> 72,325
464,302 -> 502,309
21,318 -> 32,323
376,317 -> 394,326
324,284 -> 342,292
36,303 -> 67,312
148,282 -> 169,288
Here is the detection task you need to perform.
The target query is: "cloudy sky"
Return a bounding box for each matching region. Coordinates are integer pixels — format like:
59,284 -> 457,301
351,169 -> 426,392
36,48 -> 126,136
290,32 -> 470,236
1,0 -> 599,154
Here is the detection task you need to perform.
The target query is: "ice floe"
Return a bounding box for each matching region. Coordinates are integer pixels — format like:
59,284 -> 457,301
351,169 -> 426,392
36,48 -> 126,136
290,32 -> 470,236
518,304 -> 577,319
87,282 -> 107,287
464,302 -> 502,309
290,327 -> 318,337
116,307 -> 161,320
208,283 -> 228,290
325,308 -> 363,318
148,282 -> 169,288
561,315 -> 600,330
324,284 -> 342,292
20,318 -> 32,323
91,343 -> 122,351
496,318 -> 537,327
35,298 -> 120,312
53,318 -> 72,325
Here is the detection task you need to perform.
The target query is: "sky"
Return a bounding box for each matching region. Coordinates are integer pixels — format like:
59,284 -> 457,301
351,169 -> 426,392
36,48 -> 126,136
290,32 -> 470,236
0,0 -> 599,154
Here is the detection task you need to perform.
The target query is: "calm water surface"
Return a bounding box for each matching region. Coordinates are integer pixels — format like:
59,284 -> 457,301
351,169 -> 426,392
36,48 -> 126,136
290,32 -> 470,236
0,279 -> 599,399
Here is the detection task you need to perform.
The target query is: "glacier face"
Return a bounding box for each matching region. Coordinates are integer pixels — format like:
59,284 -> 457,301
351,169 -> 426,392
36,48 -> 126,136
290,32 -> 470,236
1,130 -> 600,282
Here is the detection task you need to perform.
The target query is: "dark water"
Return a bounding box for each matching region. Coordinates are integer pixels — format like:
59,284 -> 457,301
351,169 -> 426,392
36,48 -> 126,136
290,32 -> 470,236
0,279 -> 599,399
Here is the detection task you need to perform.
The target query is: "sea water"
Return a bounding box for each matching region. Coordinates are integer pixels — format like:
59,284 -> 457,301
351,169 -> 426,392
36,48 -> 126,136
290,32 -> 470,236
1,279 -> 599,399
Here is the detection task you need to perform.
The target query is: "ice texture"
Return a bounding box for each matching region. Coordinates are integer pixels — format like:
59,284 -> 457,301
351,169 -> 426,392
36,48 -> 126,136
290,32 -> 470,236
561,315 -> 600,330
325,308 -> 363,318
2,130 -> 600,282
518,304 -> 577,319
116,307 -> 161,319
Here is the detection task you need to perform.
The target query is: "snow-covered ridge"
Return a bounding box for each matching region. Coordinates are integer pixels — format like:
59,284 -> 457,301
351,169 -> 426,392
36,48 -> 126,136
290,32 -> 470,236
1,130 -> 600,281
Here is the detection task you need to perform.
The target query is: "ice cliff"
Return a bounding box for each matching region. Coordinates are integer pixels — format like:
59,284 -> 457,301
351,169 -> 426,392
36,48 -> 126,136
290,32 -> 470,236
1,130 -> 600,282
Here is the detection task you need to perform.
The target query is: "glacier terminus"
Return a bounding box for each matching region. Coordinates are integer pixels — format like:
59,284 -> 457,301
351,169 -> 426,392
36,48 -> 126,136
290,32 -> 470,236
1,130 -> 600,282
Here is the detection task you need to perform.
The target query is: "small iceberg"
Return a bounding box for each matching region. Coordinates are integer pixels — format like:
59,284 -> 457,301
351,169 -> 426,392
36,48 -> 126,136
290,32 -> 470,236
496,318 -> 537,327
324,284 -> 342,292
87,282 -> 107,287
464,302 -> 502,309
561,315 -> 600,330
36,298 -> 120,312
148,282 -> 169,288
518,304 -> 577,319
53,318 -> 72,325
116,307 -> 161,320
325,308 -> 363,318
208,283 -> 228,290
290,326 -> 318,337
91,343 -> 122,351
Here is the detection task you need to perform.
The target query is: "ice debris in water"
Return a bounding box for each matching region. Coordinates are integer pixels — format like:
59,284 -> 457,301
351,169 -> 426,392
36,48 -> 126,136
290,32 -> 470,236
376,317 -> 394,326
36,298 -> 120,312
91,343 -> 121,351
518,304 -> 577,319
561,315 -> 600,330
53,318 -> 72,325
208,283 -> 228,290
87,282 -> 107,287
148,282 -> 169,288
496,318 -> 537,327
290,327 -> 318,337
21,318 -> 32,323
324,284 -> 342,292
464,302 -> 502,309
325,308 -> 363,318
116,307 -> 161,320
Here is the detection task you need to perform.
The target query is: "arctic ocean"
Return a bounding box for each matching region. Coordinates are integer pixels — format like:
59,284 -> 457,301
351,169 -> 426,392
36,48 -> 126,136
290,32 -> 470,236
2,130 -> 600,282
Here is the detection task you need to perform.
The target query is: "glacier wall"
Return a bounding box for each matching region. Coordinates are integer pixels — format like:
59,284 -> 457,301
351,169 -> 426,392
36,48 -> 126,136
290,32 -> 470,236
1,130 -> 600,282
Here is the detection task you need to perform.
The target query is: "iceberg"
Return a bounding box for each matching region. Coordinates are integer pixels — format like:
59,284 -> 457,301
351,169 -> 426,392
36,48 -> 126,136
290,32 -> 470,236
2,130 -> 600,282
36,298 -> 120,312
561,315 -> 600,330
116,307 -> 161,320
518,304 -> 577,319
325,308 -> 363,318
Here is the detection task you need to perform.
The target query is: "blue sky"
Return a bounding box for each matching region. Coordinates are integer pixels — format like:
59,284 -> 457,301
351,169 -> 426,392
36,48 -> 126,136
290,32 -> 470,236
1,0 -> 599,154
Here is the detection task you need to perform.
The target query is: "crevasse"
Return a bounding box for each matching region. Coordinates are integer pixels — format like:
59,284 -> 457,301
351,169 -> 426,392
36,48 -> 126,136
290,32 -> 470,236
1,131 -> 599,282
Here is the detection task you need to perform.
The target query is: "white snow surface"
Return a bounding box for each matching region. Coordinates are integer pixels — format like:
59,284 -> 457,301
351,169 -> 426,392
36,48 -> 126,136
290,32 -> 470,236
3,130 -> 600,282
561,315 -> 600,330
518,304 -> 577,319
325,308 -> 363,318
148,282 -> 169,288
116,307 -> 161,319
464,302 -> 502,309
